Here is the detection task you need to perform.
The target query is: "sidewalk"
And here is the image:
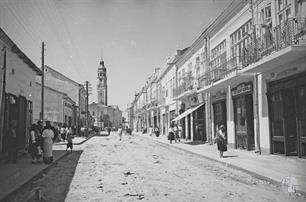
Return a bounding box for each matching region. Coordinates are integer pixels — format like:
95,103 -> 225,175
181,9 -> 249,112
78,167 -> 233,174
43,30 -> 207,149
0,134 -> 95,201
135,132 -> 306,194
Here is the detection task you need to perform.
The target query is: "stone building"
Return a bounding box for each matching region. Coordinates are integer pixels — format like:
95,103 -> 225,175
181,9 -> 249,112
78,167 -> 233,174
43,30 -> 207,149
0,28 -> 42,154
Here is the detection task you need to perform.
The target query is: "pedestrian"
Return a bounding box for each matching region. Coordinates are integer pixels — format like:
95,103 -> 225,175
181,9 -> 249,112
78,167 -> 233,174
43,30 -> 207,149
60,124 -> 66,141
168,124 -> 175,144
174,123 -> 180,142
154,126 -> 160,138
118,126 -> 123,141
66,131 -> 73,151
42,121 -> 55,164
214,124 -> 227,158
29,124 -> 41,163
107,127 -> 111,135
7,120 -> 18,163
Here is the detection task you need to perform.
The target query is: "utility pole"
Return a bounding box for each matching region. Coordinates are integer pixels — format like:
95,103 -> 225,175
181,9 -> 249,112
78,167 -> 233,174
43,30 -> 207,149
0,47 -> 7,152
41,42 -> 45,122
85,81 -> 89,136
84,81 -> 92,136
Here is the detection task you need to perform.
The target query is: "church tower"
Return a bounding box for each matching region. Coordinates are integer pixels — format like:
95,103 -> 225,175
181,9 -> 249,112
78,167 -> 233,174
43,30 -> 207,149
97,58 -> 108,105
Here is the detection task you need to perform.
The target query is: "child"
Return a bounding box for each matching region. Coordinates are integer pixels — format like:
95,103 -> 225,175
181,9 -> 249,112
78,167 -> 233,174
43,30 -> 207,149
66,132 -> 73,151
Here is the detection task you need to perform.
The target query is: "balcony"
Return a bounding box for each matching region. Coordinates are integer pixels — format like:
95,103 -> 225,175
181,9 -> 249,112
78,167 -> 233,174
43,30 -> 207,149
241,18 -> 306,70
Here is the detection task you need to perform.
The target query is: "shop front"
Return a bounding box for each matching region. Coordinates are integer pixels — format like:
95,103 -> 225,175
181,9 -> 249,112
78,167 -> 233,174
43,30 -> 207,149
232,82 -> 255,151
192,104 -> 206,141
267,71 -> 306,158
2,94 -> 31,153
212,91 -> 227,140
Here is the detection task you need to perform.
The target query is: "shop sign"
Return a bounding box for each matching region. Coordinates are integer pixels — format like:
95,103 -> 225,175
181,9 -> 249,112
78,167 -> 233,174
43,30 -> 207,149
232,82 -> 253,97
212,91 -> 226,102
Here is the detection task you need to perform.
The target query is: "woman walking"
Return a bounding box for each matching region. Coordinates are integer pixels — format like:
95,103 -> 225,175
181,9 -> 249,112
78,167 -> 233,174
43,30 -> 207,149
118,126 -> 123,141
42,121 -> 55,164
214,124 -> 227,158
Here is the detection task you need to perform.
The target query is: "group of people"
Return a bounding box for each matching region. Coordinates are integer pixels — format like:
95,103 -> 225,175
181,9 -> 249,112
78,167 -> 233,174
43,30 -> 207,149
28,121 -> 55,164
166,122 -> 227,158
28,121 -> 74,164
117,125 -> 132,141
168,123 -> 181,144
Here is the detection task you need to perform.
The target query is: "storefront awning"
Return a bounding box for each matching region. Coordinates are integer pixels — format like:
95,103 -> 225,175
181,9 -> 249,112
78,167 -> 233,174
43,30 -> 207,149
172,103 -> 204,122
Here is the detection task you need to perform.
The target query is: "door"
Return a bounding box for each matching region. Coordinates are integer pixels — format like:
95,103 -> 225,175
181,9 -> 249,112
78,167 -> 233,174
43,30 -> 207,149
297,85 -> 306,157
213,101 -> 227,141
233,94 -> 254,150
17,96 -> 27,150
283,89 -> 298,156
193,105 -> 206,141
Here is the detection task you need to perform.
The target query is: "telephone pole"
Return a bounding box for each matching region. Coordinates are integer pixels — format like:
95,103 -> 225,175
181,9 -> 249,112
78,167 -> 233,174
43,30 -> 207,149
0,47 -> 7,152
84,81 -> 92,136
41,42 -> 45,122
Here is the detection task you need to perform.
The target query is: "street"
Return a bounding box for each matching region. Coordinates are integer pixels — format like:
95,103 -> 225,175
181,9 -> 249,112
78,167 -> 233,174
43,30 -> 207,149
7,133 -> 305,202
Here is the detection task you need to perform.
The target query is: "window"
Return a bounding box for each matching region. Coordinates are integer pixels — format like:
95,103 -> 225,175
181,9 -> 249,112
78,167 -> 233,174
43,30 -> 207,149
230,20 -> 252,61
211,40 -> 226,70
276,0 -> 291,24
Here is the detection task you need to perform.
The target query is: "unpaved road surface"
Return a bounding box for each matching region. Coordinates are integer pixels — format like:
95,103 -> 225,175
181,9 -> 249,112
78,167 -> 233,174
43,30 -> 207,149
7,133 -> 306,202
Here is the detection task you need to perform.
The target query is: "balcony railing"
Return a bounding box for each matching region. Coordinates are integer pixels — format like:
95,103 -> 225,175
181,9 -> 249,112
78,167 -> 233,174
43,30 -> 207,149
242,18 -> 306,66
199,18 -> 306,86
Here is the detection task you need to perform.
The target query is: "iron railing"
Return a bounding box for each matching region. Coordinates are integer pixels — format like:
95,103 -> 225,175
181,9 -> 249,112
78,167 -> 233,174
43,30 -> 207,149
242,18 -> 306,66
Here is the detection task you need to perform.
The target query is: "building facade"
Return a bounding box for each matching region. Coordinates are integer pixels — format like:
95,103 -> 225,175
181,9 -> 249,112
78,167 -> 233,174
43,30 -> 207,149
0,28 -> 42,154
129,0 -> 306,158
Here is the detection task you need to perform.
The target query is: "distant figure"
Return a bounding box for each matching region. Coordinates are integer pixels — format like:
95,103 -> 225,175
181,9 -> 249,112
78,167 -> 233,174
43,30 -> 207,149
7,120 -> 18,163
29,124 -> 42,163
174,123 -> 180,142
154,127 -> 160,138
214,124 -> 227,158
118,126 -> 123,141
168,124 -> 175,144
42,121 -> 55,164
66,132 -> 73,151
107,127 -> 111,136
60,125 -> 66,141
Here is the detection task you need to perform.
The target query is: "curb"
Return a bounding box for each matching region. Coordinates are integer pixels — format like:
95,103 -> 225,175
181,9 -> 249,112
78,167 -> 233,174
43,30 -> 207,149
0,151 -> 70,202
136,133 -> 306,196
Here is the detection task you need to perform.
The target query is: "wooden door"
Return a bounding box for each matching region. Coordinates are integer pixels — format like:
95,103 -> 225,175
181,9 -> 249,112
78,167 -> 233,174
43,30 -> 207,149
283,89 -> 298,156
297,85 -> 306,157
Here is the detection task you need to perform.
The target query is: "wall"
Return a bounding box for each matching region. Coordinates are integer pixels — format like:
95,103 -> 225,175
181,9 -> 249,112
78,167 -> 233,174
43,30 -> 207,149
33,83 -> 64,123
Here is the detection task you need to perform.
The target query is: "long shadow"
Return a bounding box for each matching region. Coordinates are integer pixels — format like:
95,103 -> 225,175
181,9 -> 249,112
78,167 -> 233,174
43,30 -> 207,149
184,141 -> 206,145
5,150 -> 83,202
222,155 -> 239,158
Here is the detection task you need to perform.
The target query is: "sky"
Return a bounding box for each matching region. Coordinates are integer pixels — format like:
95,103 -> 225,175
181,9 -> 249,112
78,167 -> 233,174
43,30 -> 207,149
0,0 -> 230,111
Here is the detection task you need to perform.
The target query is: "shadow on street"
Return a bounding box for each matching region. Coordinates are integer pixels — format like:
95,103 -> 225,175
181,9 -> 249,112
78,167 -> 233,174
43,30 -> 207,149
5,150 -> 83,202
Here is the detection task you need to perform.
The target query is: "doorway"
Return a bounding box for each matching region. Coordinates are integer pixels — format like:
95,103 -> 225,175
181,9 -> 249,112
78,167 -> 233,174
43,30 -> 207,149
268,71 -> 306,158
233,94 -> 255,150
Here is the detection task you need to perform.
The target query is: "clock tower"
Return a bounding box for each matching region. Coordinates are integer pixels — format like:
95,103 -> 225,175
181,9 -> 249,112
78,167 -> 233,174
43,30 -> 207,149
97,58 -> 107,105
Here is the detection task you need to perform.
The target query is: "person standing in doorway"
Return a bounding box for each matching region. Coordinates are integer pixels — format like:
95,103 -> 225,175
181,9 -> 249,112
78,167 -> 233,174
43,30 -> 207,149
214,124 -> 227,158
42,121 -> 55,164
7,120 -> 18,163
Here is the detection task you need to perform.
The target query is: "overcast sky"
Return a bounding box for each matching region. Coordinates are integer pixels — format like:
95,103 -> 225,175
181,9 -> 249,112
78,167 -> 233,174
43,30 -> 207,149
0,0 -> 230,111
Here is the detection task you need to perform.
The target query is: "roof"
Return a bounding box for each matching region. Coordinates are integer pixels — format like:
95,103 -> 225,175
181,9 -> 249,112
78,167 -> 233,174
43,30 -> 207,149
175,0 -> 248,68
44,65 -> 81,86
0,28 -> 42,75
